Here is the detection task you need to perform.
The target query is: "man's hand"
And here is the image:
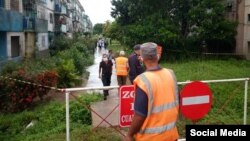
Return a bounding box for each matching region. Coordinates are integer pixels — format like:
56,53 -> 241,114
123,135 -> 134,141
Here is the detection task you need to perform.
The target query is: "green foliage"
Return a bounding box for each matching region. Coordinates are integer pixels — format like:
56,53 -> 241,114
49,35 -> 73,56
0,61 -> 21,75
56,59 -> 79,88
0,36 -> 96,112
110,0 -> 237,58
93,23 -> 104,35
0,94 -> 103,141
70,94 -> 102,125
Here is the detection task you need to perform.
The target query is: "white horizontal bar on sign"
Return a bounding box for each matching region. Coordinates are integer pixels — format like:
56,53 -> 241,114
178,139 -> 186,141
182,95 -> 209,106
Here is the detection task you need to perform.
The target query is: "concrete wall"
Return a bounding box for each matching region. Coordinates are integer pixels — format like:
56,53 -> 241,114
235,0 -> 245,55
25,32 -> 35,58
47,0 -> 54,10
37,33 -> 49,51
6,32 -> 25,59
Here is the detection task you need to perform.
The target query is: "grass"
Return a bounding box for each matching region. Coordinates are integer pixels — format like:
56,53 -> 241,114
0,94 -> 124,141
160,59 -> 250,138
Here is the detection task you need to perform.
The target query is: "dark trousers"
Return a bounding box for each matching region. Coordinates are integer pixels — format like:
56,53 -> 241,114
117,75 -> 127,86
102,74 -> 111,96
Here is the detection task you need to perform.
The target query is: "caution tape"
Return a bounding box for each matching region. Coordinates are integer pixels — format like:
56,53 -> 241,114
0,75 -> 65,92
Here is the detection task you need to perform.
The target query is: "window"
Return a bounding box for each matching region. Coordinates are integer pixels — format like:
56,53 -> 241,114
248,14 -> 250,22
42,36 -> 45,47
10,0 -> 19,11
50,13 -> 53,24
0,0 -> 4,8
248,42 -> 250,54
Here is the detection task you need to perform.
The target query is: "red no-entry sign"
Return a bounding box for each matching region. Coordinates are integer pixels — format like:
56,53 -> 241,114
180,81 -> 212,121
119,85 -> 135,127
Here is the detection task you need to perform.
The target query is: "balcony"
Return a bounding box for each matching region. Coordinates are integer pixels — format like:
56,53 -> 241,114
0,8 -> 23,32
35,18 -> 48,32
55,24 -> 67,33
55,4 -> 67,15
23,17 -> 35,31
23,17 -> 48,32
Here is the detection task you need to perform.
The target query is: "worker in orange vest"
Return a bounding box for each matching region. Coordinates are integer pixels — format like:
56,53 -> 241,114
124,42 -> 179,141
115,51 -> 129,86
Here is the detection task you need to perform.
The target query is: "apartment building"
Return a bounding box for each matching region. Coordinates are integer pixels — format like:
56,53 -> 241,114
0,0 -> 25,60
226,0 -> 250,59
0,0 -> 92,61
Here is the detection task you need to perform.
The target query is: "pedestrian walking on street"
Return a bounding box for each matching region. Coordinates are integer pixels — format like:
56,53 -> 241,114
99,54 -> 113,100
124,42 -> 179,141
128,44 -> 145,84
115,51 -> 129,86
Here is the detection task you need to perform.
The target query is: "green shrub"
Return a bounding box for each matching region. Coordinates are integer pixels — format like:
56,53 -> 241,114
0,61 -> 21,76
0,94 -> 102,141
56,59 -> 80,88
49,35 -> 73,56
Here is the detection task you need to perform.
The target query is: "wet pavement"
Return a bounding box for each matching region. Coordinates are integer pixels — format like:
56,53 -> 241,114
88,47 -> 120,127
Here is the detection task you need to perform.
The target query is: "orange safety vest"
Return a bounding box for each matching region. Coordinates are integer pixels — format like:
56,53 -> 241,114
115,57 -> 128,76
134,68 -> 179,141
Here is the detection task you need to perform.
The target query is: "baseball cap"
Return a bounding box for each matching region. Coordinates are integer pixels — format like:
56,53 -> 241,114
140,42 -> 157,59
133,44 -> 141,50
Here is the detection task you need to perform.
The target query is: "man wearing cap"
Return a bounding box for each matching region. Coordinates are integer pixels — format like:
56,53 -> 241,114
124,42 -> 179,141
128,44 -> 145,84
115,51 -> 129,86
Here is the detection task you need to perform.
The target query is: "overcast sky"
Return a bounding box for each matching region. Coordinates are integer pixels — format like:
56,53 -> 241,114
80,0 -> 114,25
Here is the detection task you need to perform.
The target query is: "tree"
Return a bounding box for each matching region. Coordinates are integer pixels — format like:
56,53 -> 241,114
93,23 -> 104,35
111,0 -> 237,54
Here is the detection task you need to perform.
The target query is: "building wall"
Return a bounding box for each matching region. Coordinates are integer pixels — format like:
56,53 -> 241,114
0,32 -> 7,59
6,32 -> 25,59
235,0 -> 245,55
5,0 -> 23,13
244,2 -> 250,59
47,0 -> 54,32
47,0 -> 54,10
25,32 -> 35,58
0,7 -> 23,32
37,33 -> 49,51
47,10 -> 54,32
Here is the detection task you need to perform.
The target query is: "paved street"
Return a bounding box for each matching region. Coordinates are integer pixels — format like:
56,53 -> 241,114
87,47 -> 120,127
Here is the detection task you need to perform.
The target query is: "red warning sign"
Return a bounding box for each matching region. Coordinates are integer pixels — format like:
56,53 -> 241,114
180,81 -> 212,121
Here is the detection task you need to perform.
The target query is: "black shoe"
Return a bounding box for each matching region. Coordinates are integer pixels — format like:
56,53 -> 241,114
104,97 -> 107,100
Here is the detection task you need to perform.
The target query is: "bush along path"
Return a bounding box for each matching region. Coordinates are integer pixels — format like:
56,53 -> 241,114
0,35 -> 97,113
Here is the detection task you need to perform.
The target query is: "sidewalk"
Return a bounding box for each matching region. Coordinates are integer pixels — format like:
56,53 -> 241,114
88,47 -> 120,127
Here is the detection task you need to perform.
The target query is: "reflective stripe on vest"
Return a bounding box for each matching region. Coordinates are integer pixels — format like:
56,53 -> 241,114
139,74 -> 154,116
139,121 -> 176,134
139,71 -> 179,116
